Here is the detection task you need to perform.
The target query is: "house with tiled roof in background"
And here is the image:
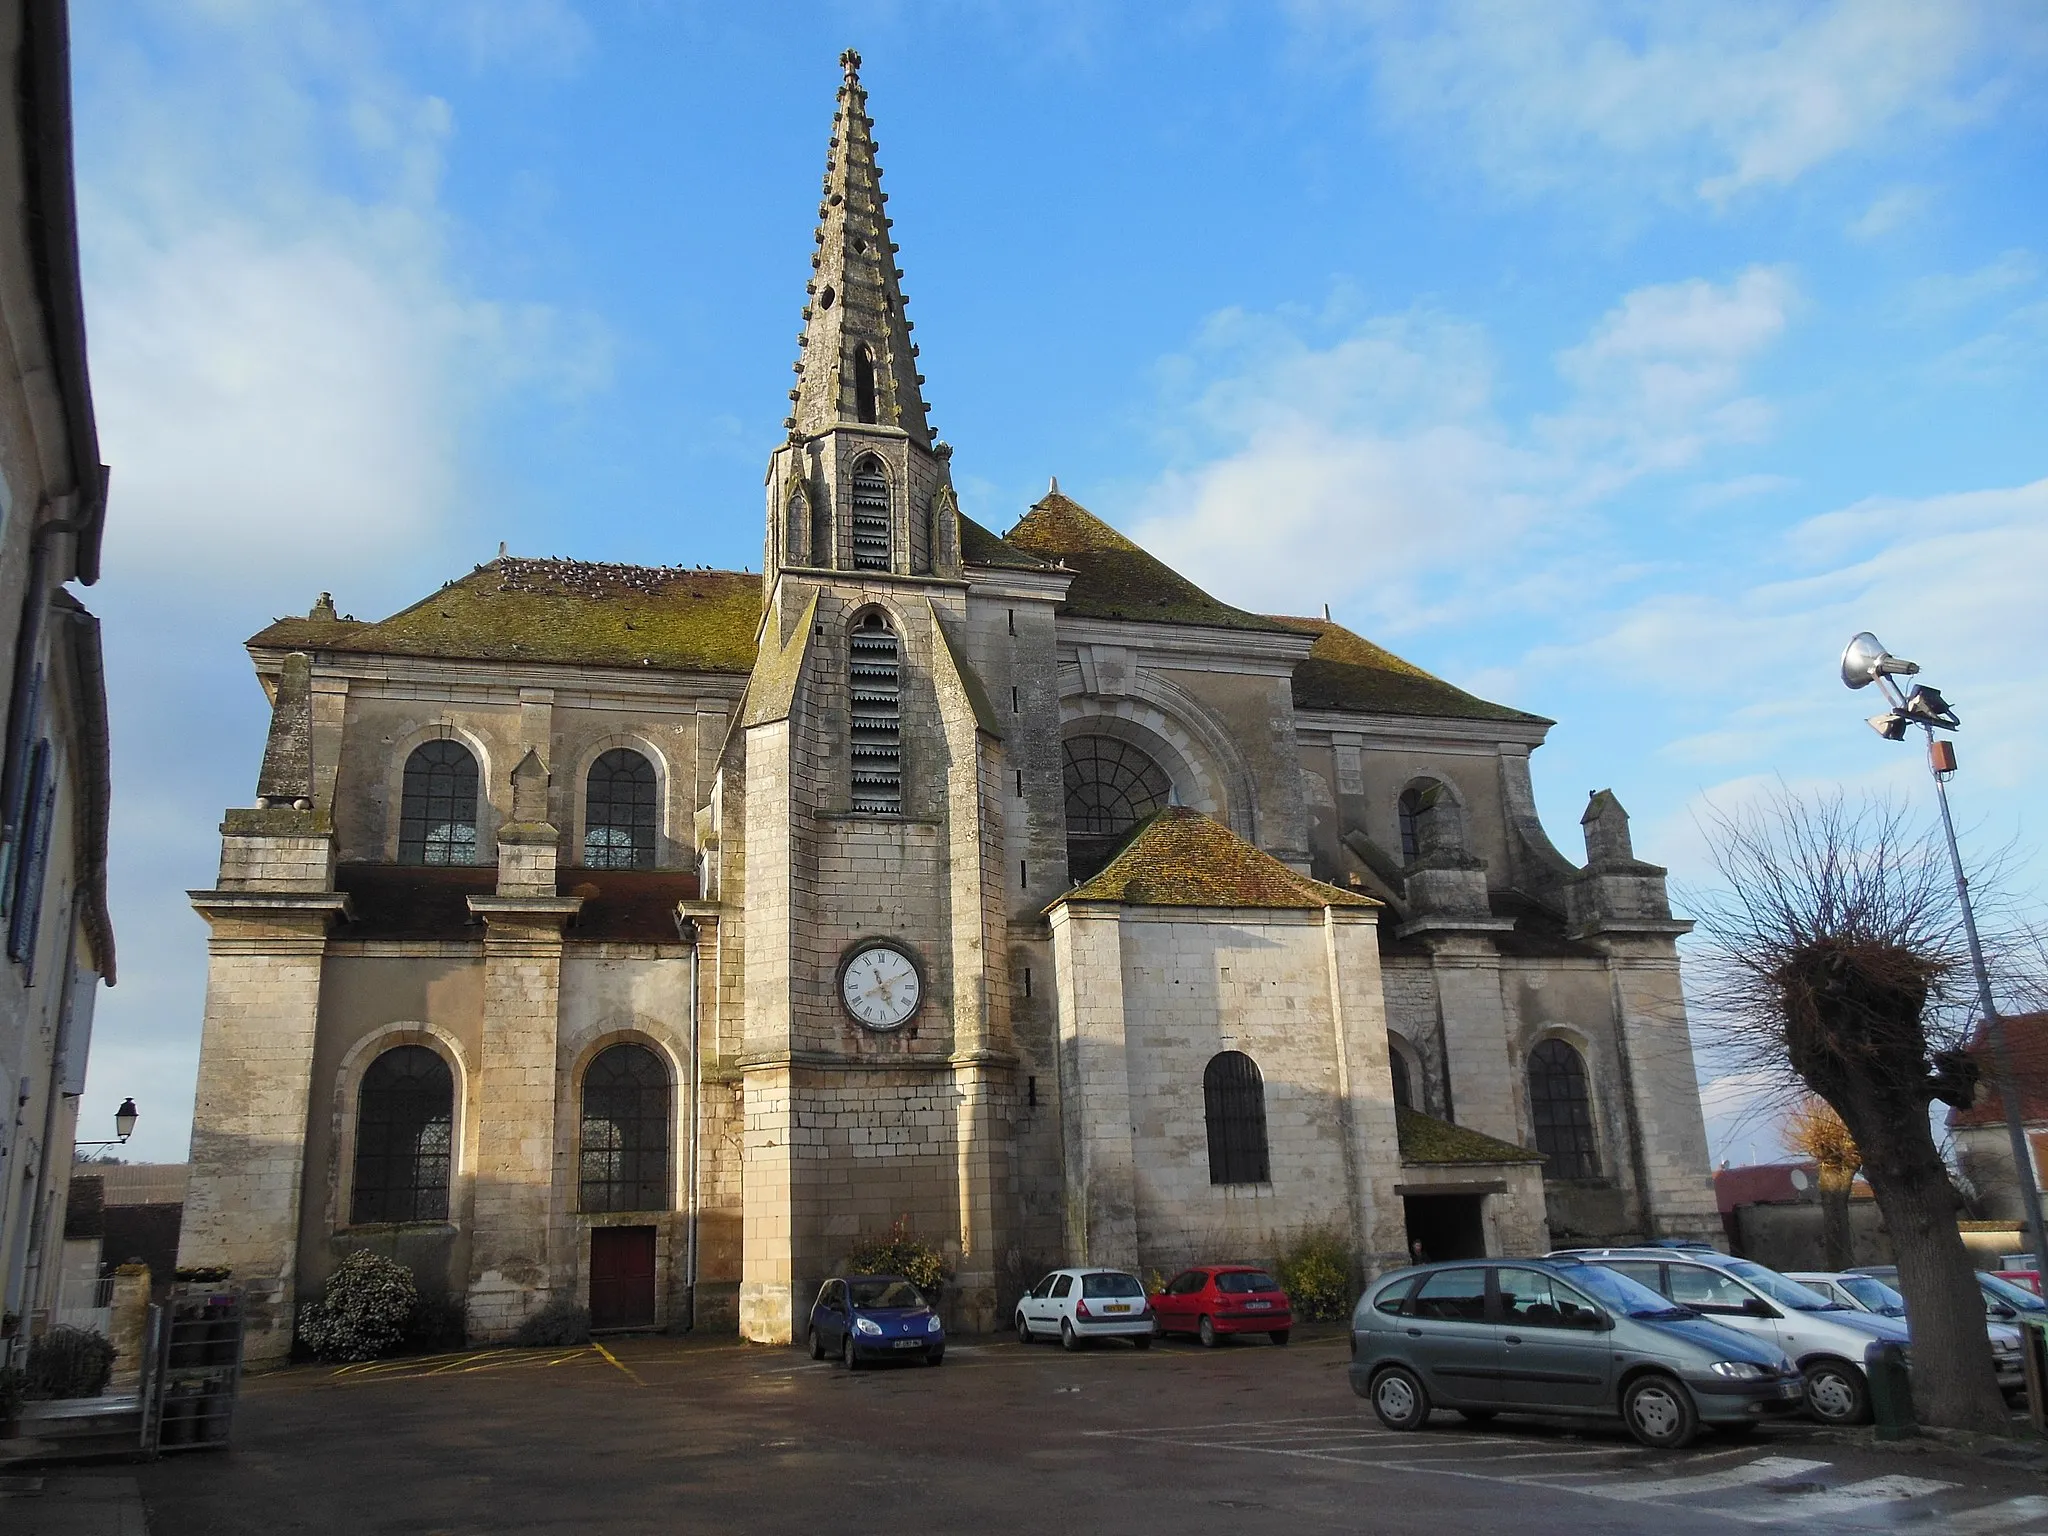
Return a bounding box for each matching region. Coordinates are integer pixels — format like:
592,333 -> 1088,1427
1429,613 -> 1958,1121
177,51 -> 1719,1362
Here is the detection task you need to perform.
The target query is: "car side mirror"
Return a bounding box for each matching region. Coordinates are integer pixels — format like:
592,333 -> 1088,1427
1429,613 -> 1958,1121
1991,1303 -> 2017,1320
1742,1297 -> 1777,1319
1583,1310 -> 1614,1332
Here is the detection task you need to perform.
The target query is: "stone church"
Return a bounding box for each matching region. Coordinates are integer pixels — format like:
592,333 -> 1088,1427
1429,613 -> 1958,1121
179,53 -> 1718,1362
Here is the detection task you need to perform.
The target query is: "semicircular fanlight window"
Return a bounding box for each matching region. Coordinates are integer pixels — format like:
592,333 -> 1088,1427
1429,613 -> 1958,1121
1062,735 -> 1173,882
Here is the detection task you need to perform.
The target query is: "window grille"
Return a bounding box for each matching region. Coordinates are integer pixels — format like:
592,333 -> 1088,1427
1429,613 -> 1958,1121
849,612 -> 901,813
1062,735 -> 1172,882
351,1045 -> 453,1223
1529,1038 -> 1600,1179
579,1043 -> 671,1213
584,748 -> 657,869
850,455 -> 890,570
1203,1051 -> 1270,1185
398,740 -> 479,866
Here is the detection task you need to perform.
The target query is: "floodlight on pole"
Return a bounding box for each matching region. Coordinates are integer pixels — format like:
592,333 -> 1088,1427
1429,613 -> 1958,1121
1841,633 -> 2048,1285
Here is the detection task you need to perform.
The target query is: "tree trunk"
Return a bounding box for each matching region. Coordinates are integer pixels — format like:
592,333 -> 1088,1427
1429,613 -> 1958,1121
1816,1169 -> 1854,1271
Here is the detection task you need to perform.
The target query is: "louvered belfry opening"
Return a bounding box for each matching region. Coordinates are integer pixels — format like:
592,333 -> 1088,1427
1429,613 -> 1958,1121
849,611 -> 902,813
850,454 -> 891,570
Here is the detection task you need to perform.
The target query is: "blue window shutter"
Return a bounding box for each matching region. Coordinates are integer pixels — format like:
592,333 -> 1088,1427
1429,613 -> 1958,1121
9,740 -> 55,975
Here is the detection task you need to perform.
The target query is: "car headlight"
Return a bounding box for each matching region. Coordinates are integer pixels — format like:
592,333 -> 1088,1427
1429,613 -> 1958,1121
926,1314 -> 943,1333
855,1316 -> 882,1336
1711,1361 -> 1767,1380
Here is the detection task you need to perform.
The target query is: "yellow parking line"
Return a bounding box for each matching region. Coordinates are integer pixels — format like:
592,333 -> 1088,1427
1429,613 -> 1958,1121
593,1341 -> 645,1385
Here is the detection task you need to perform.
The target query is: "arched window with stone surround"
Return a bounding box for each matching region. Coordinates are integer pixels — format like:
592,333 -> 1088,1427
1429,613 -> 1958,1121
1389,1043 -> 1414,1111
398,740 -> 479,866
1397,784 -> 1429,863
1062,735 -> 1173,883
1204,1051 -> 1270,1185
584,748 -> 658,869
351,1045 -> 453,1224
1529,1038 -> 1600,1179
850,453 -> 890,570
579,1043 -> 672,1213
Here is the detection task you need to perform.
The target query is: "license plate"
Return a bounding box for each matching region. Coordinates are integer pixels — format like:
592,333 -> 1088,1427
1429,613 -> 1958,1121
893,1339 -> 922,1349
1778,1381 -> 1803,1398
1105,1304 -> 1130,1313
1246,1301 -> 1272,1310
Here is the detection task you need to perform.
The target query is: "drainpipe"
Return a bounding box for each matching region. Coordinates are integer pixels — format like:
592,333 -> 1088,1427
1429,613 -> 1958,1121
680,917 -> 701,1331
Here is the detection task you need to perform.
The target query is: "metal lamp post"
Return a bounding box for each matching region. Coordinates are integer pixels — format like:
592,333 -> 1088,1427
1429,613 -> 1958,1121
1842,632 -> 2048,1284
74,1096 -> 138,1153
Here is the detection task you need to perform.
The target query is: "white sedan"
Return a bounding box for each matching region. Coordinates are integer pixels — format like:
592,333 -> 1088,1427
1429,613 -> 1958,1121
1015,1268 -> 1154,1350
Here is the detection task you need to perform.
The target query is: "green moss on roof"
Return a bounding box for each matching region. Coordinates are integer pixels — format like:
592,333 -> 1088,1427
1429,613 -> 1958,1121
1397,1106 -> 1544,1165
1003,492 -> 1294,633
1058,806 -> 1375,910
249,559 -> 763,674
1269,616 -> 1548,725
959,513 -> 1054,570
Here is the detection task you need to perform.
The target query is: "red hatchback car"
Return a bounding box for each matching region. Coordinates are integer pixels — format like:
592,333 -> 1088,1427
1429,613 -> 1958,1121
1151,1266 -> 1293,1346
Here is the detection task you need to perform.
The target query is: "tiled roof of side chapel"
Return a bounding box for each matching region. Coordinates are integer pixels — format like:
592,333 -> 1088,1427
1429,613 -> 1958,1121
1060,806 -> 1375,910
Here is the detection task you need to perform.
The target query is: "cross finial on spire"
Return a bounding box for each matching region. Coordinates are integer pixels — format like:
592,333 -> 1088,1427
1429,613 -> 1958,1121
840,48 -> 861,81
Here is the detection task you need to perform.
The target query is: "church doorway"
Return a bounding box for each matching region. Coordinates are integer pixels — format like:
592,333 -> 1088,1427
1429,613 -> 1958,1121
589,1226 -> 657,1330
1403,1194 -> 1487,1264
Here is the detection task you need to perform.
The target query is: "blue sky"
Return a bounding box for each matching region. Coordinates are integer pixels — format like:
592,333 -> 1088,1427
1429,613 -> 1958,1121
67,2 -> 2047,1166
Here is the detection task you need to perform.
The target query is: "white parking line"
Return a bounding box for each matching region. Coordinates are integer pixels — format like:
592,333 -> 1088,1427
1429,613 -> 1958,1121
1543,1455 -> 1828,1502
1752,1474 -> 1955,1519
1933,1495 -> 2048,1534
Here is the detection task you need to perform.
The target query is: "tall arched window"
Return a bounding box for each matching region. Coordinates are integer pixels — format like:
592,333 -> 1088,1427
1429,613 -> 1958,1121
1204,1051 -> 1270,1185
1529,1038 -> 1600,1179
585,749 -> 658,869
351,1045 -> 453,1224
1397,785 -> 1427,863
580,1043 -> 671,1213
1389,1044 -> 1414,1111
399,740 -> 479,865
853,344 -> 878,424
850,454 -> 890,570
1062,735 -> 1173,882
849,612 -> 902,814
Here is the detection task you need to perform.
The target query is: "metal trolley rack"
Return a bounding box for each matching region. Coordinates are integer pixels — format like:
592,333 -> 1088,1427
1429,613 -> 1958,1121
141,1285 -> 244,1453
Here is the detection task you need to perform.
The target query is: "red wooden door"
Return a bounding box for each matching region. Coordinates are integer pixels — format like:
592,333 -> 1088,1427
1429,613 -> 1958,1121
589,1226 -> 657,1330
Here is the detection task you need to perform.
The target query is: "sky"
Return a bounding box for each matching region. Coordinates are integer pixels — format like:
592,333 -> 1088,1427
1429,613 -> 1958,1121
64,1 -> 2048,1168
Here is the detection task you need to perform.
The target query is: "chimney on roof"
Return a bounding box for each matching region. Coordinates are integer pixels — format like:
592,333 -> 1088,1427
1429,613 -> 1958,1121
308,593 -> 336,621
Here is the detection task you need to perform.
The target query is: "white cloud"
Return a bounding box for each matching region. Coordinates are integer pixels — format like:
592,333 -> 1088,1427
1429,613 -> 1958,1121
427,0 -> 594,77
1849,185 -> 1932,241
1296,0 -> 2040,207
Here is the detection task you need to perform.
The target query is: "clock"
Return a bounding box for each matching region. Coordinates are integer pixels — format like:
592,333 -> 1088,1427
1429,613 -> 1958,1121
838,942 -> 922,1031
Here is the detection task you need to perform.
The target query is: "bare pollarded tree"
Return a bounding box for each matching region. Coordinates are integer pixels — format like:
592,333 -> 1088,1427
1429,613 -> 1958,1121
1688,789 -> 2012,1433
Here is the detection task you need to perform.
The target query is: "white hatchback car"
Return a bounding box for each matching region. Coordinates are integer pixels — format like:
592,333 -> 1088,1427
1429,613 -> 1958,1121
1789,1269 -> 2025,1396
1015,1268 -> 1154,1350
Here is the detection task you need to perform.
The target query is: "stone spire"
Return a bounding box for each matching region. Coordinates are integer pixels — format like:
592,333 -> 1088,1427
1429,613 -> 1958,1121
785,49 -> 932,446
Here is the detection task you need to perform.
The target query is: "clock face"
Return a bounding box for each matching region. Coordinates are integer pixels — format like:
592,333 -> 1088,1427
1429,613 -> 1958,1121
839,943 -> 922,1031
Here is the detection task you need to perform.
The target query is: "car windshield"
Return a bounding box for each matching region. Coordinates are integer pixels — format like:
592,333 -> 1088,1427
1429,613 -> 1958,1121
848,1278 -> 924,1310
1081,1272 -> 1145,1299
1838,1275 -> 1906,1315
1982,1273 -> 2048,1312
1725,1259 -> 1838,1311
1570,1263 -> 1694,1320
1215,1271 -> 1280,1294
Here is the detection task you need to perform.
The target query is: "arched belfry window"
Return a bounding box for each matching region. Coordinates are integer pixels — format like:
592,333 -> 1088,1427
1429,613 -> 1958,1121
399,740 -> 479,866
1204,1051 -> 1270,1185
849,612 -> 902,814
1529,1039 -> 1600,1179
853,344 -> 878,425
585,749 -> 657,869
580,1043 -> 671,1213
1062,735 -> 1173,883
850,454 -> 890,571
351,1045 -> 453,1224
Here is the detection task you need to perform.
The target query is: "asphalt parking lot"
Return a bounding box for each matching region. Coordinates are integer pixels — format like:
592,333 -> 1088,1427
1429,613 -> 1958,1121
133,1327 -> 2048,1535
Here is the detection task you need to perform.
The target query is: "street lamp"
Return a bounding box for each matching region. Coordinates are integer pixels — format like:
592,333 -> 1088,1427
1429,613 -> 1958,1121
75,1097 -> 138,1153
1843,632 -> 2048,1284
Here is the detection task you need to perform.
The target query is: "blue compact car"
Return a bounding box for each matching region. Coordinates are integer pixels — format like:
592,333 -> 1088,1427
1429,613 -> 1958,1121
807,1274 -> 946,1368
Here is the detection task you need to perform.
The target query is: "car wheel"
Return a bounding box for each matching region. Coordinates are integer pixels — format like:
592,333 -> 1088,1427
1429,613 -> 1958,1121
1269,1329 -> 1291,1347
1016,1312 -> 1033,1345
808,1328 -> 824,1361
1622,1373 -> 1699,1450
1369,1365 -> 1431,1431
1198,1316 -> 1218,1348
1132,1335 -> 1151,1351
1455,1408 -> 1496,1423
842,1333 -> 861,1372
1803,1359 -> 1871,1426
1061,1318 -> 1082,1352
925,1349 -> 944,1367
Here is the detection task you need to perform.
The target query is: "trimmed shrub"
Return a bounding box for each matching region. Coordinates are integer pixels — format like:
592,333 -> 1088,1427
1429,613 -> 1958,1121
512,1299 -> 591,1348
1277,1227 -> 1353,1323
297,1250 -> 419,1362
24,1326 -> 116,1399
849,1216 -> 951,1297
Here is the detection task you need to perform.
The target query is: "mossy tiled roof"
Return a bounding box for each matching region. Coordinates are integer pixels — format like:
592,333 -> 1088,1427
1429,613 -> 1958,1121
1059,806 -> 1375,910
1003,492 -> 1294,633
1397,1106 -> 1544,1166
959,513 -> 1055,571
249,559 -> 763,674
1270,616 -> 1546,724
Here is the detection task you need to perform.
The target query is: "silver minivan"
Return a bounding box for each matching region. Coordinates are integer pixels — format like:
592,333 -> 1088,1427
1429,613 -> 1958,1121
1350,1258 -> 1805,1449
1556,1246 -> 1910,1425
